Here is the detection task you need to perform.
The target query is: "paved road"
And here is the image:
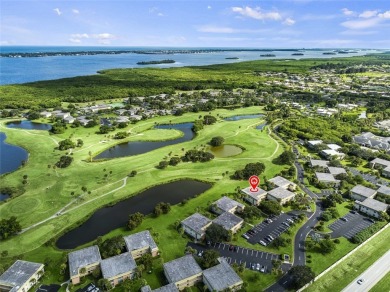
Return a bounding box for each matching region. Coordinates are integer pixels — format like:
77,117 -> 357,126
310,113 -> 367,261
342,249 -> 390,292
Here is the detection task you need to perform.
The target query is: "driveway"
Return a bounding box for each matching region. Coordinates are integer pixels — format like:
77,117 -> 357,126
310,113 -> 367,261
186,242 -> 292,273
329,212 -> 373,239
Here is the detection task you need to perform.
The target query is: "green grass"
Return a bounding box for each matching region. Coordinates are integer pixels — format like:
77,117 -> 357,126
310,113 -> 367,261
305,225 -> 390,292
369,271 -> 390,292
323,201 -> 352,232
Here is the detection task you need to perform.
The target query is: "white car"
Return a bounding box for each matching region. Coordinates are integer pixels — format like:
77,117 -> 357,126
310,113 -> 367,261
357,279 -> 364,285
260,266 -> 266,273
256,263 -> 261,271
259,240 -> 267,246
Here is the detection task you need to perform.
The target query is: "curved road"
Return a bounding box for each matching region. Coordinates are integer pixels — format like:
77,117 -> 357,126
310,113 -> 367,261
266,146 -> 324,292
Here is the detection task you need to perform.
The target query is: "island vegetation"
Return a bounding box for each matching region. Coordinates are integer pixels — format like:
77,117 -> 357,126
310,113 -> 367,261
136,59 -> 175,65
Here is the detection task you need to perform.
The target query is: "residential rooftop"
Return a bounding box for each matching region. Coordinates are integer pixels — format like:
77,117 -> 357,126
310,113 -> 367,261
377,185 -> 390,196
316,172 -> 339,183
181,213 -> 212,235
163,255 -> 202,284
0,260 -> 44,292
68,245 -> 102,278
124,230 -> 158,252
100,252 -> 136,279
327,167 -> 346,176
356,198 -> 388,212
269,176 -> 296,189
241,187 -> 267,199
203,258 -> 243,291
151,283 -> 179,292
213,212 -> 243,231
351,185 -> 377,198
310,159 -> 329,168
213,196 -> 244,213
268,187 -> 295,200
370,158 -> 390,167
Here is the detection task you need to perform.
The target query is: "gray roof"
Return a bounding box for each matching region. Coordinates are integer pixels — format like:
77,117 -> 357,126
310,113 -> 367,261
213,196 -> 244,213
181,213 -> 212,235
241,187 -> 267,200
315,172 -> 339,183
203,258 -> 243,291
163,255 -> 202,283
141,286 -> 153,292
370,158 -> 390,167
268,187 -> 296,200
124,230 -> 158,252
68,245 -> 101,277
377,185 -> 390,196
152,283 -> 180,292
310,159 -> 329,168
269,176 -> 296,189
213,212 -> 244,231
100,252 -> 136,279
351,185 -> 377,198
0,260 -> 43,291
327,167 -> 346,176
356,198 -> 388,212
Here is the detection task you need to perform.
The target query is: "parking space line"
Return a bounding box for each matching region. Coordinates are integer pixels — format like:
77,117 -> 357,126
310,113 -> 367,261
266,254 -> 268,260
261,252 -> 263,258
256,251 -> 258,257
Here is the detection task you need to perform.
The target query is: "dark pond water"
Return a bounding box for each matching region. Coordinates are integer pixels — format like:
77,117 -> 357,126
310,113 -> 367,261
256,123 -> 267,130
0,193 -> 10,201
0,132 -> 29,175
224,114 -> 264,121
56,179 -> 211,249
94,123 -> 194,160
208,145 -> 242,158
6,120 -> 52,130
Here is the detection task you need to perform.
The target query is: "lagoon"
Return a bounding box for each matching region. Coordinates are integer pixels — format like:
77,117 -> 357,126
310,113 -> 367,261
0,132 -> 28,175
224,114 -> 264,121
6,120 -> 52,131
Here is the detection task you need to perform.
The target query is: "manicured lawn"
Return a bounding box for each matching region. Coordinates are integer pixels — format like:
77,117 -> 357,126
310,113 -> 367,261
241,270 -> 280,292
305,225 -> 390,292
369,271 -> 390,292
323,201 -> 352,232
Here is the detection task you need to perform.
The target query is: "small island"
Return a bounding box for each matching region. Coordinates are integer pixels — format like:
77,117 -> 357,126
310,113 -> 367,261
323,52 -> 336,55
137,59 -> 175,65
292,53 -> 304,56
225,57 -> 239,59
260,54 -> 276,57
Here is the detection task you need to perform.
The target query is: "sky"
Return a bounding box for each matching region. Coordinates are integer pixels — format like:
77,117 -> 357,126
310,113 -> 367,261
1,0 -> 390,48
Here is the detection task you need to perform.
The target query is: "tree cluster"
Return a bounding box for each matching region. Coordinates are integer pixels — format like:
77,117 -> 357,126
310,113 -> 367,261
56,156 -> 73,168
153,202 -> 171,216
58,139 -> 76,150
232,162 -> 265,180
0,216 -> 21,240
128,212 -> 144,230
181,150 -> 214,163
205,223 -> 231,242
98,236 -> 126,259
259,200 -> 282,216
210,136 -> 224,147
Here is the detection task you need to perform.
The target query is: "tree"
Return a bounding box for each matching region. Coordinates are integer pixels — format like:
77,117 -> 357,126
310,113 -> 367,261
114,131 -> 128,139
210,136 -> 224,147
58,139 -> 76,150
79,267 -> 87,274
203,115 -> 217,125
289,265 -> 315,289
259,200 -> 282,216
128,212 -> 144,230
128,170 -> 137,177
56,155 -> 73,168
319,239 -> 336,254
0,216 -> 22,240
154,202 -> 171,216
205,223 -> 230,242
98,279 -> 112,291
77,139 -> 84,147
169,157 -> 181,166
232,162 -> 265,180
276,150 -> 295,165
99,236 -> 126,258
139,253 -> 153,271
239,205 -> 261,219
157,160 -> 169,169
200,249 -> 220,269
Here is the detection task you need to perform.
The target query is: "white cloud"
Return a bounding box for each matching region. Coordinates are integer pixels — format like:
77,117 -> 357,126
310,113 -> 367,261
378,11 -> 390,19
301,14 -> 337,21
207,5 -> 212,10
283,18 -> 295,26
359,10 -> 378,18
72,9 -> 80,14
196,25 -> 269,34
53,8 -> 62,16
340,30 -> 377,36
93,33 -> 115,39
157,12 -> 164,17
341,8 -> 354,16
69,38 -> 81,43
341,18 -> 381,29
68,33 -> 116,44
70,33 -> 89,39
198,36 -> 251,42
231,6 -> 282,21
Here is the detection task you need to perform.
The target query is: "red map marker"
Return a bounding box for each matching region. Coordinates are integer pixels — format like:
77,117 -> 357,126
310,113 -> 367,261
249,175 -> 260,192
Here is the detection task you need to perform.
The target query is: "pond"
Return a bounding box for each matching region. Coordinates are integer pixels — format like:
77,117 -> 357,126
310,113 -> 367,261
56,179 -> 212,249
256,123 -> 267,130
6,120 -> 52,130
0,132 -> 29,175
208,145 -> 242,158
94,123 -> 194,160
0,193 -> 10,201
224,114 -> 264,121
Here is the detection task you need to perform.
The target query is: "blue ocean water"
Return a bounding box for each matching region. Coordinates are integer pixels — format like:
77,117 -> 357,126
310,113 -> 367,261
0,46 -> 382,85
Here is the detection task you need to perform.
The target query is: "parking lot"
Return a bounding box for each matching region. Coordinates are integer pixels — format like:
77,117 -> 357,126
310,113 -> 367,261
187,242 -> 291,273
329,211 -> 374,239
245,212 -> 302,246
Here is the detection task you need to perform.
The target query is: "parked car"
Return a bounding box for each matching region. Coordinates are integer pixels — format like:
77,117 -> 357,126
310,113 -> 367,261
266,218 -> 273,223
197,250 -> 204,257
234,246 -> 238,252
350,210 -> 357,214
341,217 -> 348,222
287,218 -> 294,224
259,240 -> 267,246
242,233 -> 250,240
267,235 -> 274,240
283,222 -> 290,227
357,279 -> 364,285
260,266 -> 266,273
229,245 -> 234,251
251,264 -> 256,270
256,263 -> 260,271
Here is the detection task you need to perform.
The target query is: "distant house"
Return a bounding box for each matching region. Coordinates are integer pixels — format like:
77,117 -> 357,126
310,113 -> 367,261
267,187 -> 296,205
377,185 -> 390,197
354,132 -> 390,152
241,187 -> 268,206
64,116 -> 75,124
39,111 -> 52,118
320,149 -> 345,160
203,258 -> 243,292
55,112 -> 70,119
141,283 -> 179,292
307,140 -> 323,149
370,158 -> 390,178
315,172 -> 340,187
163,255 -> 203,290
68,245 -> 101,284
212,196 -> 244,215
327,167 -> 346,176
181,213 -> 212,240
350,185 -> 377,202
326,144 -> 342,151
124,230 -> 159,259
310,159 -> 329,169
212,212 -> 244,234
0,260 -> 44,292
100,252 -> 137,287
268,176 -> 297,191
354,198 -> 388,219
